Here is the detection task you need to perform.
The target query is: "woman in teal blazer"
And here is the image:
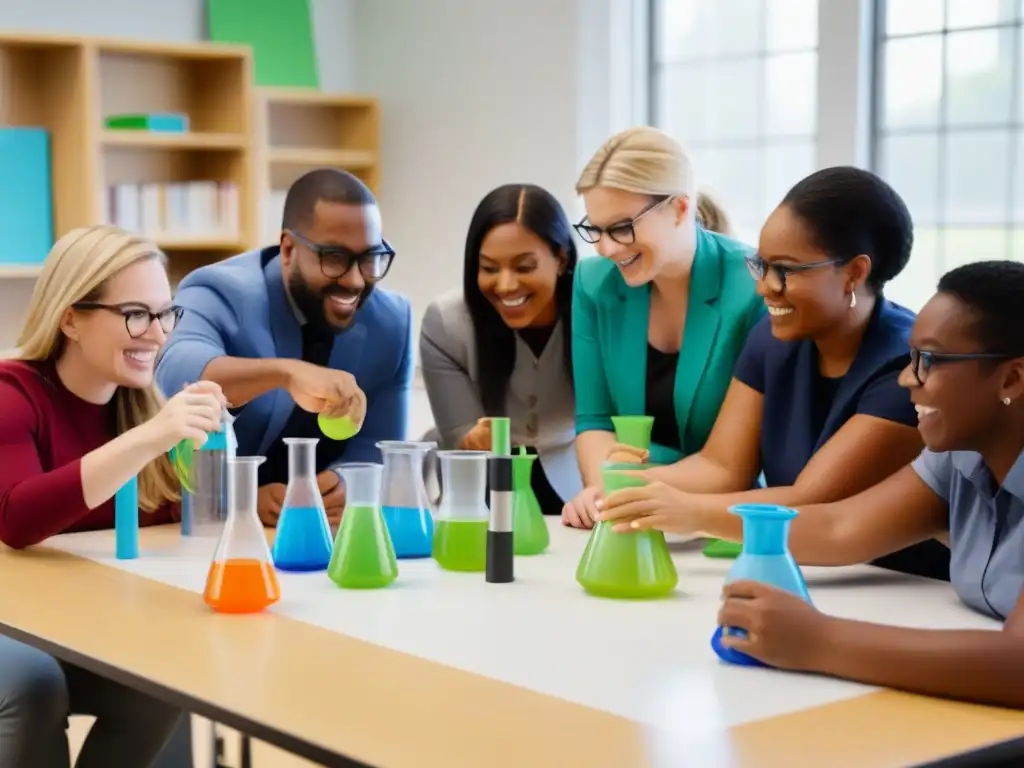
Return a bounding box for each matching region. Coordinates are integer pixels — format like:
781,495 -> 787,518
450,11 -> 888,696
563,126 -> 763,527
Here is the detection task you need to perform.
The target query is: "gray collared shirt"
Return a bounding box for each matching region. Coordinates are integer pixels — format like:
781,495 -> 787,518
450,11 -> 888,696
912,448 -> 1024,620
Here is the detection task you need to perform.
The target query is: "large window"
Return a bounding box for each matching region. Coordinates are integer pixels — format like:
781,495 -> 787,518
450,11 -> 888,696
875,0 -> 1024,309
651,0 -> 820,244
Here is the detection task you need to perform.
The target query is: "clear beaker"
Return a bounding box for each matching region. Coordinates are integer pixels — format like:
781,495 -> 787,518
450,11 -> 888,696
272,438 -> 333,572
575,462 -> 678,599
204,456 -> 281,614
712,504 -> 812,667
179,408 -> 236,537
433,450 -> 490,572
512,446 -> 548,555
328,462 -> 397,589
377,440 -> 436,559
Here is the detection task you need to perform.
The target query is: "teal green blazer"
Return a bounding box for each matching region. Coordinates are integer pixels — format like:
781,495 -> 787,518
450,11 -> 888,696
571,226 -> 765,464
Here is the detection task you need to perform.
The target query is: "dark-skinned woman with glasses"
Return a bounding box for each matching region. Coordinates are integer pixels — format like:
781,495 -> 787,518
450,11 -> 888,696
562,125 -> 765,529
0,225 -> 227,766
600,261 -> 1024,710
596,166 -> 951,581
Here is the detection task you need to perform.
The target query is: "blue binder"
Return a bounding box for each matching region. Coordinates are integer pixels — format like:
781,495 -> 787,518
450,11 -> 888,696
0,128 -> 53,266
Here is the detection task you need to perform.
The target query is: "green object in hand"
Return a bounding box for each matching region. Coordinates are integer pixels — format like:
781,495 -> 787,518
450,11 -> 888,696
170,438 -> 197,493
318,413 -> 360,441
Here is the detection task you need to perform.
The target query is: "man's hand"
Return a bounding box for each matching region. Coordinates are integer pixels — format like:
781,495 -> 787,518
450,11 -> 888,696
285,360 -> 367,427
257,483 -> 286,527
318,470 -> 346,526
459,418 -> 493,452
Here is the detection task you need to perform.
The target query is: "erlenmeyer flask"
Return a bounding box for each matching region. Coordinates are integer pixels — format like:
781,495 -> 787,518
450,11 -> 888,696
328,462 -> 398,588
272,438 -> 333,572
432,450 -> 489,572
576,462 -> 678,599
712,504 -> 812,667
179,408 -> 236,538
204,456 -> 281,614
512,446 -> 548,555
377,440 -> 436,559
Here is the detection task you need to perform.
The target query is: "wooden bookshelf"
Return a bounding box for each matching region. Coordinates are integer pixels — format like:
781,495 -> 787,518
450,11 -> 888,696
255,87 -> 380,244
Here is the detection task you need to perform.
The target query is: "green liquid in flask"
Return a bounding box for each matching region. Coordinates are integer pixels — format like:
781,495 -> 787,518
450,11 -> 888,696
432,519 -> 488,571
327,505 -> 398,589
512,447 -> 549,556
575,462 -> 678,599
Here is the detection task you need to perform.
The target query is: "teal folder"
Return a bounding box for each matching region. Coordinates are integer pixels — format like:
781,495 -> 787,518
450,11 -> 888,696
0,128 -> 53,265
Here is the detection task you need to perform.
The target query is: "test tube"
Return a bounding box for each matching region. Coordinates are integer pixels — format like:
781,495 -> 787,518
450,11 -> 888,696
486,418 -> 514,583
115,475 -> 139,560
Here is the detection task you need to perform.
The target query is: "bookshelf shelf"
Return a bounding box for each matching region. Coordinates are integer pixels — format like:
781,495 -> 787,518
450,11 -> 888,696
101,131 -> 248,150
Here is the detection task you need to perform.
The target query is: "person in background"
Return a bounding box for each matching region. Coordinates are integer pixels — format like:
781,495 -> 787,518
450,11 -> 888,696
563,125 -> 764,528
420,184 -> 581,512
696,190 -> 733,237
0,225 -> 224,766
607,261 -> 1024,708
597,167 -> 950,580
157,169 -> 413,527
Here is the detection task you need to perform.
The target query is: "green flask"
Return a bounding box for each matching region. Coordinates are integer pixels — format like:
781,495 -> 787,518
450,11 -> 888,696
511,446 -> 549,555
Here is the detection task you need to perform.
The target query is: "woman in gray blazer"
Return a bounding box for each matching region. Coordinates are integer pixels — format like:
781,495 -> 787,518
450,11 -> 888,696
419,184 -> 582,512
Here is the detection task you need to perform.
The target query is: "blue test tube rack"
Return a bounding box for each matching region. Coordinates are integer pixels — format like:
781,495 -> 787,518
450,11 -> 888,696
115,475 -> 139,559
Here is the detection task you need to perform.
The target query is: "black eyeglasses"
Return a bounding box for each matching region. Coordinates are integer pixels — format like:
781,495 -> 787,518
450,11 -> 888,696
286,229 -> 395,281
573,196 -> 672,245
908,347 -> 1020,385
73,302 -> 184,338
745,254 -> 846,293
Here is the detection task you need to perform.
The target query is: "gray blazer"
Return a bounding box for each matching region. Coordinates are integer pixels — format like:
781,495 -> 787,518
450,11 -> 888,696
418,289 -> 583,502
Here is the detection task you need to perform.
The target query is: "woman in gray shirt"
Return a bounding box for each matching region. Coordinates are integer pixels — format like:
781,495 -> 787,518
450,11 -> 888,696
599,259 -> 1024,709
419,184 -> 582,512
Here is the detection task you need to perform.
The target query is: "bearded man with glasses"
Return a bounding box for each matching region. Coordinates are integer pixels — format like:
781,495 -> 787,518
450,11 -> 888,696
157,168 -> 412,527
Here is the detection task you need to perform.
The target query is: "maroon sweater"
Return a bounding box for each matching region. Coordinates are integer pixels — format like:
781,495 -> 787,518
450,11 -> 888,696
0,359 -> 177,549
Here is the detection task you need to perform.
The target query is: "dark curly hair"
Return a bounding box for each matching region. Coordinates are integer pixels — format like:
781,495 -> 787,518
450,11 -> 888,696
781,166 -> 913,293
937,260 -> 1024,355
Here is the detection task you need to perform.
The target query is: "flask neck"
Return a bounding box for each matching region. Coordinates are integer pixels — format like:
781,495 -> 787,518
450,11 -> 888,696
742,519 -> 791,556
226,458 -> 262,518
511,456 -> 534,487
287,443 -> 317,479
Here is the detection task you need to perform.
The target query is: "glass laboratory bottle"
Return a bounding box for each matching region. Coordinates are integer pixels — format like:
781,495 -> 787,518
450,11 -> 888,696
328,462 -> 398,589
377,440 -> 436,559
712,504 -> 812,667
512,446 -> 548,555
272,438 -> 334,572
204,456 -> 281,614
432,450 -> 490,572
178,408 -> 237,538
575,462 -> 678,599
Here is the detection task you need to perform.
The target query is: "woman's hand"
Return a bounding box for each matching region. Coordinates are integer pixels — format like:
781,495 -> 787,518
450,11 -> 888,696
459,418 -> 493,452
717,581 -> 832,671
140,381 -> 226,455
604,442 -> 649,464
595,475 -> 703,535
562,486 -> 603,529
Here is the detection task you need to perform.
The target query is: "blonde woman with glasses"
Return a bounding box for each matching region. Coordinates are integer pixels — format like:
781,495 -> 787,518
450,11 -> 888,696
0,225 -> 224,766
562,126 -> 764,528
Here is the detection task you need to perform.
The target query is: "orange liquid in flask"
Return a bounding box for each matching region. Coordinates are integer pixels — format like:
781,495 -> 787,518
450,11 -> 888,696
203,558 -> 281,614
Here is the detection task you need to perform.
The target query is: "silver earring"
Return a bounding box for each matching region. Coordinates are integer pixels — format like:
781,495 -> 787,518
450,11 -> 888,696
1003,397 -> 1012,405
849,292 -> 857,309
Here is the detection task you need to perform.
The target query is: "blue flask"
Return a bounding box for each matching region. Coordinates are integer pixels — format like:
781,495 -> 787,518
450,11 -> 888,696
711,503 -> 812,667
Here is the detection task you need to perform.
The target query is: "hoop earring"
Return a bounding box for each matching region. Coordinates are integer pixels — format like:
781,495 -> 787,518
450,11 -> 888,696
1003,397 -> 1012,406
849,292 -> 857,309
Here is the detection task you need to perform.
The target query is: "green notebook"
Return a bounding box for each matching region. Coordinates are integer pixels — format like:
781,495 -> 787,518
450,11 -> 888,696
207,0 -> 319,88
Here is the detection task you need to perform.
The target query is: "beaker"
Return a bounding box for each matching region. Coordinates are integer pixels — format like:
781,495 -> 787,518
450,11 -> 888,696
712,504 -> 812,667
512,447 -> 548,555
432,450 -> 490,572
611,415 -> 654,450
272,438 -> 334,572
377,440 -> 436,559
575,462 -> 678,599
328,462 -> 398,589
179,408 -> 236,538
203,456 -> 281,614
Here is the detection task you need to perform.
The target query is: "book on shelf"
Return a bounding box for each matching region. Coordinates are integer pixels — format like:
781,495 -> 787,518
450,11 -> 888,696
104,181 -> 240,243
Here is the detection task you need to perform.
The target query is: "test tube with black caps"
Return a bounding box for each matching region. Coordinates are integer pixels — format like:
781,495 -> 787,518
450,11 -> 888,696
486,453 -> 515,583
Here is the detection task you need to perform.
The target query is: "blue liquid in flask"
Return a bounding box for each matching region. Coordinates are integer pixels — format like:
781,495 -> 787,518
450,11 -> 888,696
711,503 -> 812,668
273,506 -> 334,572
382,505 -> 434,558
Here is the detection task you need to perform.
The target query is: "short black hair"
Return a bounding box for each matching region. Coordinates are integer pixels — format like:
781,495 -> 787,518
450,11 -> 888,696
282,168 -> 376,231
781,166 -> 913,292
463,184 -> 577,415
937,260 -> 1024,355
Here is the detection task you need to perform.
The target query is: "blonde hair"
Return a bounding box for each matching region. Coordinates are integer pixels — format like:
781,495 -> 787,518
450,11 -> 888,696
695,190 -> 733,236
15,225 -> 180,513
576,125 -> 697,199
